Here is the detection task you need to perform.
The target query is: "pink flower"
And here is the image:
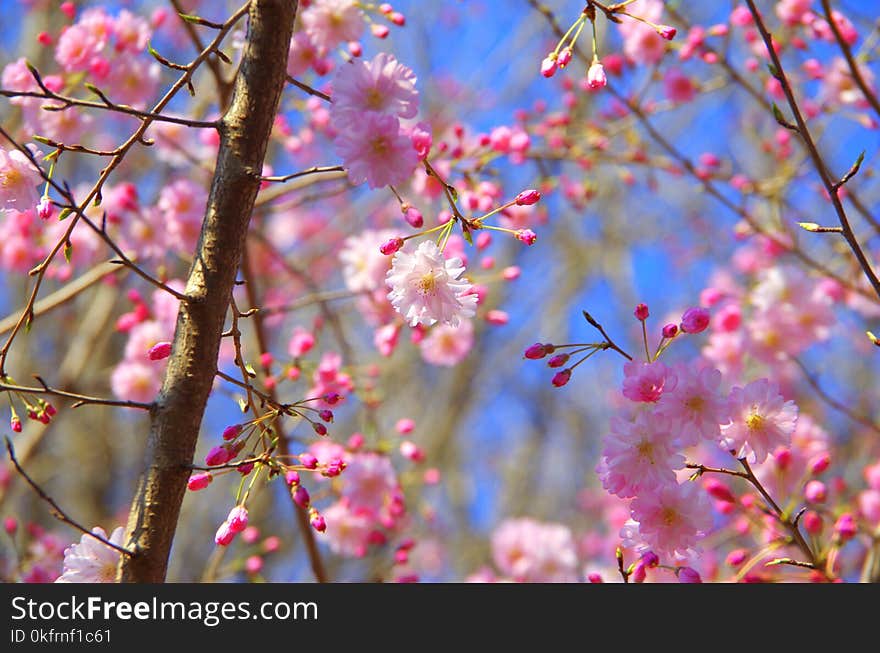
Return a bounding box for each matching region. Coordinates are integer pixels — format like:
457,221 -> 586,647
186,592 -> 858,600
55,527 -> 125,583
333,112 -> 419,189
339,229 -> 397,293
386,240 -> 478,327
655,362 -> 728,447
54,24 -> 102,72
157,179 -> 207,254
331,53 -> 419,125
680,307 -> 710,333
491,518 -> 579,582
341,452 -> 400,520
419,318 -> 474,367
621,360 -> 676,403
721,379 -> 798,464
110,360 -> 161,403
301,0 -> 365,52
596,412 -> 685,498
628,482 -> 712,559
0,147 -> 42,213
321,500 -> 373,557
664,68 -> 696,103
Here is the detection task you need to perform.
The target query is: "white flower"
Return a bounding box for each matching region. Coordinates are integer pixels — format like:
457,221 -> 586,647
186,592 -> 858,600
386,240 -> 477,327
55,527 -> 125,583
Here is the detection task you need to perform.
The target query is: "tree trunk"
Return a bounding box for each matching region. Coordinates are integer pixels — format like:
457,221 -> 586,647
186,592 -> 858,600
118,0 -> 298,582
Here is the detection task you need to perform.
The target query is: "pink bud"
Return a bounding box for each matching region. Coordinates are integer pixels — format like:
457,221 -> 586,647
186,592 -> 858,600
222,424 -> 243,441
214,521 -> 235,546
662,323 -> 678,338
677,567 -> 701,583
187,472 -> 213,491
299,453 -> 318,469
347,40 -> 362,57
323,392 -> 342,405
833,513 -> 857,541
10,416 -> 21,433
4,516 -> 18,535
205,445 -> 231,467
285,470 -> 300,486
810,452 -> 831,475
680,307 -> 710,333
552,369 -> 572,387
587,573 -> 603,583
259,352 -> 273,368
237,461 -> 254,476
396,418 -> 415,435
503,266 -> 521,281
380,237 -> 405,255
773,447 -> 792,470
348,432 -> 365,449
403,205 -> 423,228
400,440 -> 425,462
547,353 -> 569,368
227,505 -> 249,533
659,25 -> 677,40
515,229 -> 537,245
704,478 -> 736,503
292,485 -> 311,509
45,403 -> 56,417
641,551 -> 659,568
634,303 -> 649,321
147,341 -> 172,361
631,561 -> 647,583
371,24 -> 390,38
557,48 -> 573,68
540,55 -> 557,78
245,555 -> 264,575
318,409 -> 334,423
804,480 -> 827,503
803,511 -> 823,535
486,310 -> 509,325
726,549 -> 747,566
263,536 -> 281,553
524,343 -> 549,359
587,61 -> 607,89
514,189 -> 541,206
390,12 -> 405,26
309,510 -> 326,532
410,122 -> 432,160
312,422 -> 328,436
324,458 -> 346,477
37,197 -> 54,220
60,2 -> 76,19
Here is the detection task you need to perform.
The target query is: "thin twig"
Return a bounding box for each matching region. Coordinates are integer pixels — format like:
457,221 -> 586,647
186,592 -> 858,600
5,437 -> 134,556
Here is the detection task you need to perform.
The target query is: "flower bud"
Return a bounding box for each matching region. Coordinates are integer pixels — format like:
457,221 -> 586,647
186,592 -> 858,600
379,237 -> 405,255
187,472 -> 213,491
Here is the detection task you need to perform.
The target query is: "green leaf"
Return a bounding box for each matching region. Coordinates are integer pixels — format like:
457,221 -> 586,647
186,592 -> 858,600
63,242 -> 72,263
244,363 -> 257,378
57,207 -> 72,221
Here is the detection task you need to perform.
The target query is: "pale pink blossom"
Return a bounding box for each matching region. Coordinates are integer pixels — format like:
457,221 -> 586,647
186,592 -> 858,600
331,53 -> 419,125
321,500 -> 373,558
721,378 -> 798,464
339,229 -> 397,293
419,319 -> 474,367
301,0 -> 365,52
627,482 -> 712,559
110,360 -> 162,403
822,56 -> 875,107
0,147 -> 42,213
112,9 -> 151,53
158,179 -> 207,254
287,31 -> 329,77
55,24 -> 102,72
55,527 -> 125,583
597,412 -> 685,498
621,360 -> 676,403
333,112 -> 419,189
386,240 -> 478,327
655,362 -> 728,447
491,518 -> 579,582
340,452 -> 401,520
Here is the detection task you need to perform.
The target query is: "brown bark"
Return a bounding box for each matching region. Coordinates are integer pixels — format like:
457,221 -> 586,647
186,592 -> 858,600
118,0 -> 298,582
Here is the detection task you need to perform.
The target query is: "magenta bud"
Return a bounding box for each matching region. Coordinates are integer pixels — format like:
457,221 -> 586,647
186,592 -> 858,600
658,25 -> 677,40
222,424 -> 243,441
515,229 -> 537,245
10,416 -> 22,433
147,341 -> 172,361
805,480 -> 827,503
662,323 -> 679,338
552,369 -> 572,387
285,470 -> 301,486
323,458 -> 346,477
227,505 -> 249,533
803,511 -> 823,535
4,516 -> 18,535
641,551 -> 659,568
299,453 -> 318,469
524,343 -> 549,359
309,510 -> 326,533
318,409 -> 334,423
37,197 -> 54,220
680,307 -> 710,334
237,461 -> 254,476
557,48 -> 572,68
187,472 -> 213,491
677,567 -> 701,583
323,392 -> 342,405
403,205 -> 423,228
540,55 -> 557,78
704,478 -> 735,503
313,422 -> 328,436
833,513 -> 857,541
547,353 -> 569,368
379,237 -> 405,255
214,521 -> 235,546
205,445 -> 231,467
292,485 -> 311,509
631,561 -> 647,583
514,189 -> 541,206
634,303 -> 649,321
810,453 -> 831,475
